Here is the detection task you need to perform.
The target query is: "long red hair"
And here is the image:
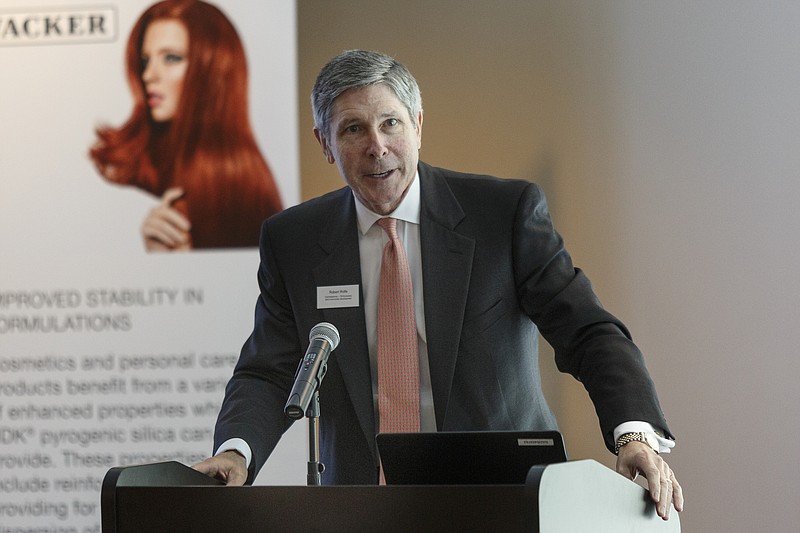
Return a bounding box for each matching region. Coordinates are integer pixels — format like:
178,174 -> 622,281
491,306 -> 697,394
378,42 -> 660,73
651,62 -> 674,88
90,0 -> 282,248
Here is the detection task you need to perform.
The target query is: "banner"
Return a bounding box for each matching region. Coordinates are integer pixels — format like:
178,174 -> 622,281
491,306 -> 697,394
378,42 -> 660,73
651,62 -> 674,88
0,1 -> 302,530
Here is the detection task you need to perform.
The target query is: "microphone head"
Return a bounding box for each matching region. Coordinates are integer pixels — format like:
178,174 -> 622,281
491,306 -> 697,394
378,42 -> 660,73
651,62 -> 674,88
309,322 -> 340,350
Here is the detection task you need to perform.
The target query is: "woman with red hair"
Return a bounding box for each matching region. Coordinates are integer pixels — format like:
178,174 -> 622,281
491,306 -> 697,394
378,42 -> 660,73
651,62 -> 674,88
90,0 -> 282,251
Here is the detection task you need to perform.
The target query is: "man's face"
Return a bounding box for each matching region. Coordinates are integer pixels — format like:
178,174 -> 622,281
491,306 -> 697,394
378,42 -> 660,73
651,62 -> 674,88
315,84 -> 423,215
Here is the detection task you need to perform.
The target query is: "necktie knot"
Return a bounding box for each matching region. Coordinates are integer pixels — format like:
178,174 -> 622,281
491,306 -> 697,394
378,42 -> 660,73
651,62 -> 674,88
376,217 -> 399,241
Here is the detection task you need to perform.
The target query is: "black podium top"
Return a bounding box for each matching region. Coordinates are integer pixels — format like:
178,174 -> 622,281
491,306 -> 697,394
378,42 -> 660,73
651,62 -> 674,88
102,460 -> 679,533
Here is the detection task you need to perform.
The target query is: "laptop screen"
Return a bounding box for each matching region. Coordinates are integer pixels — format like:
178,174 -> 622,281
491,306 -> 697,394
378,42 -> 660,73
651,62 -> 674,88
376,430 -> 567,485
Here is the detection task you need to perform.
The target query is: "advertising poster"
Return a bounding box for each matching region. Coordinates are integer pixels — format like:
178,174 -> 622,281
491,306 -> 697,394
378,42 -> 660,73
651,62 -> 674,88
0,1 -> 303,530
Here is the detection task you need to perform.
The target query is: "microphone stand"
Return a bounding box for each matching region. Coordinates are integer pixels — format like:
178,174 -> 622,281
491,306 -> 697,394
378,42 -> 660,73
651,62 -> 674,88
305,390 -> 324,486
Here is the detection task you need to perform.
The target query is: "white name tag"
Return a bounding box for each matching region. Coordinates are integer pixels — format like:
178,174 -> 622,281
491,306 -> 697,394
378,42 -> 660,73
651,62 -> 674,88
317,285 -> 360,309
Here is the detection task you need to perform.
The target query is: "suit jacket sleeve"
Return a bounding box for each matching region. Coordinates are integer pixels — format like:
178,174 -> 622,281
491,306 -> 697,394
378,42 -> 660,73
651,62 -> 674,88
512,182 -> 672,450
212,218 -> 302,484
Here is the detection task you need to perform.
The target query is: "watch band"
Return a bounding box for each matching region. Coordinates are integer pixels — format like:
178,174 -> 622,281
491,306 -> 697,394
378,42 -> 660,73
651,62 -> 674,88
614,431 -> 658,455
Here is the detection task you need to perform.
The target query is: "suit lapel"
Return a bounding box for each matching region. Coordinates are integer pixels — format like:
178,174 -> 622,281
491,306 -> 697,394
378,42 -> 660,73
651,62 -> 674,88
418,162 -> 474,428
311,190 -> 376,446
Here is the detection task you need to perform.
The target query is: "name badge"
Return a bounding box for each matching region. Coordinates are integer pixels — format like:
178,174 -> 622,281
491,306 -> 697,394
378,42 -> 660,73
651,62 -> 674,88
317,285 -> 360,309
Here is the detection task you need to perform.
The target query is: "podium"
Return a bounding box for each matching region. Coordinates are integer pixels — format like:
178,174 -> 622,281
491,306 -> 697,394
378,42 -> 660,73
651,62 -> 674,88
102,459 -> 679,532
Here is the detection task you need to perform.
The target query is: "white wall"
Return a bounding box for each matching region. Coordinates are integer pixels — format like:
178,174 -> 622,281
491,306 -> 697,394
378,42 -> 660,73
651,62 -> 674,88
543,2 -> 800,531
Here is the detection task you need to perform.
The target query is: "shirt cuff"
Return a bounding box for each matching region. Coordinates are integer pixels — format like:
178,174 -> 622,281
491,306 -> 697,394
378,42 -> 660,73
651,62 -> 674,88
613,421 -> 675,454
214,438 -> 253,468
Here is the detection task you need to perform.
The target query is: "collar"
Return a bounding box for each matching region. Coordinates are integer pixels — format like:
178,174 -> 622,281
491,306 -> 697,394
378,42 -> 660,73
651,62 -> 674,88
354,169 -> 421,235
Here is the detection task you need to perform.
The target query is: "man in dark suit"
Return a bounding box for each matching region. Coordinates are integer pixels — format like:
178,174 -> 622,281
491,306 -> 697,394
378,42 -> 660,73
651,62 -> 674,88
194,50 -> 683,519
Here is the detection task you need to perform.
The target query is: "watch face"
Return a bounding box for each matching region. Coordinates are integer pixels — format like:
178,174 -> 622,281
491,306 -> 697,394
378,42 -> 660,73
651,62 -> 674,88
645,433 -> 659,451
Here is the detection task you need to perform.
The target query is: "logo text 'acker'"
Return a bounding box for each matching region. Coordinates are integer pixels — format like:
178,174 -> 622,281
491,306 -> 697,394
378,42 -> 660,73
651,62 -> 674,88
0,6 -> 117,46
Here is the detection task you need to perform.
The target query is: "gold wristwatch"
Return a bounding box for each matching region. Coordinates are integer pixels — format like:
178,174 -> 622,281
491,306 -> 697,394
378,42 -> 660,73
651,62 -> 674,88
614,432 -> 659,455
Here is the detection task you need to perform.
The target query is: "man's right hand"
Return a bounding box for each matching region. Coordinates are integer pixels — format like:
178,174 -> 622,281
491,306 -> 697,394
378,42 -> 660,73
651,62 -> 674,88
192,450 -> 248,486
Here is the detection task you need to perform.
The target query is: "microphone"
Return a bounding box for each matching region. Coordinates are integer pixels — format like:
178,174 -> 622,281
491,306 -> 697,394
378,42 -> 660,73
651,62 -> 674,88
284,322 -> 340,420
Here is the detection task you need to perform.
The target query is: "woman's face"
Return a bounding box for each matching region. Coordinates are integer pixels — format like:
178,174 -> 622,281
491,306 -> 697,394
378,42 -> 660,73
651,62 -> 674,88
141,19 -> 189,122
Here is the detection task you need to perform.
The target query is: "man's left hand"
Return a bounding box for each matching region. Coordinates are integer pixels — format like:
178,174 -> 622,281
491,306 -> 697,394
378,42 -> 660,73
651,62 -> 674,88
616,441 -> 684,520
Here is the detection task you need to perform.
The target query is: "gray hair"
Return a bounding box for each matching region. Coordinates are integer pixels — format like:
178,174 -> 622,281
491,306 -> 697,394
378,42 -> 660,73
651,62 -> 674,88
311,50 -> 423,139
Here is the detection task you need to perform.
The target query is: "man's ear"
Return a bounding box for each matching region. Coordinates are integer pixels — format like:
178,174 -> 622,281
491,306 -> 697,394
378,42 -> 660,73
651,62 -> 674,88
314,128 -> 336,164
414,110 -> 424,150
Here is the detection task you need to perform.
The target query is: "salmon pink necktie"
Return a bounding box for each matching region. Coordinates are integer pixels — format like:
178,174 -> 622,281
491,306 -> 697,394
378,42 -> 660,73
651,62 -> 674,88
376,217 -> 420,483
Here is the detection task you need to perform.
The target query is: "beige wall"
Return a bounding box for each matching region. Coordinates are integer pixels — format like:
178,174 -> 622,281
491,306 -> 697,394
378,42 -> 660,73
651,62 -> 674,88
298,2 -> 800,531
